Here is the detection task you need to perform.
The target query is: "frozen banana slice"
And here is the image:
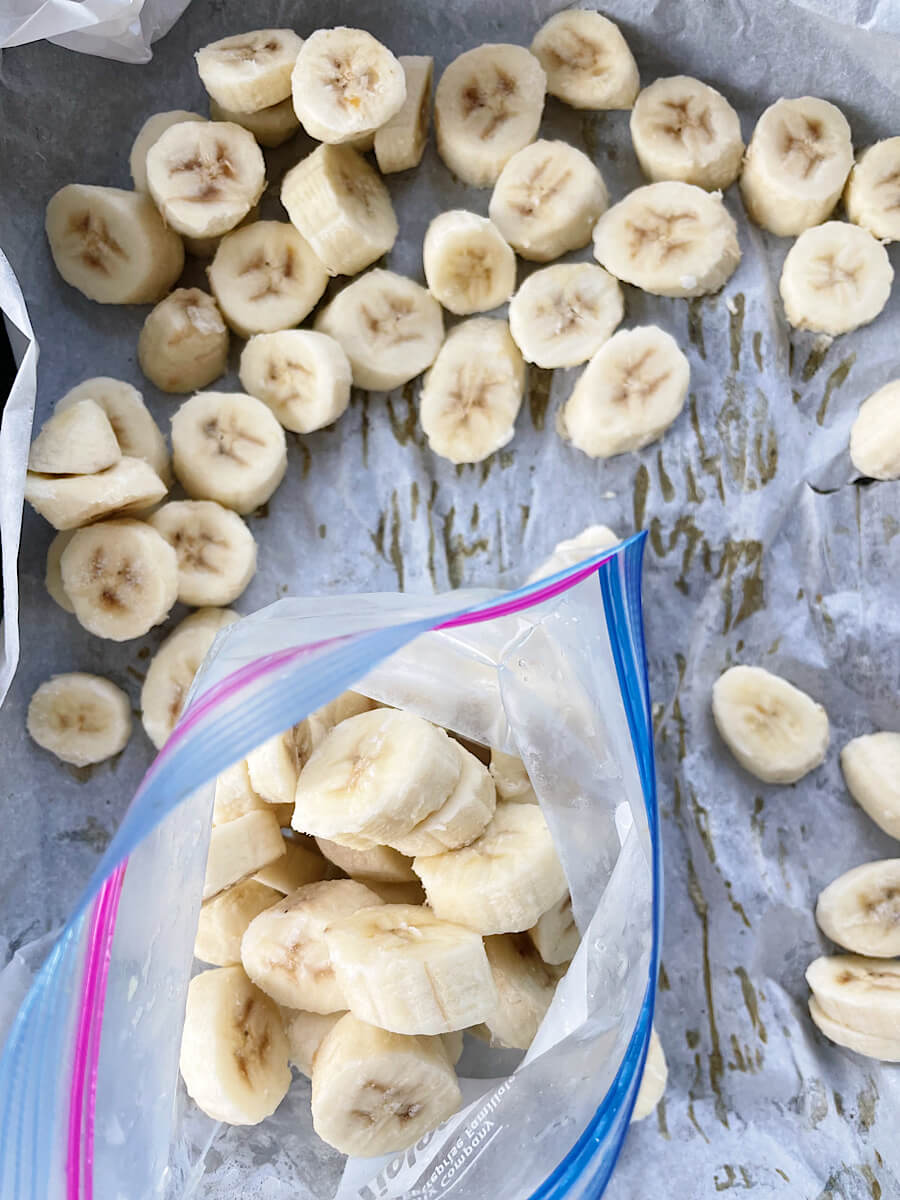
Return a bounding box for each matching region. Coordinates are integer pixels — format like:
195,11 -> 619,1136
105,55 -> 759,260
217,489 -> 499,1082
509,263 -> 624,370
138,288 -> 229,394
630,75 -> 743,190
315,838 -> 418,885
840,732 -> 900,838
148,500 -> 256,607
284,1009 -> 346,1076
213,760 -> 288,826
423,211 -> 516,315
531,9 -> 639,110
240,330 -> 352,434
816,860 -> 900,957
479,932 -> 559,1049
194,878 -> 282,966
196,30 -> 303,113
388,740 -> 496,857
807,954 -> 900,1041
27,673 -> 131,766
809,996 -> 900,1062
374,56 -> 434,174
204,808 -> 286,901
850,381 -> 900,481
45,531 -> 75,613
57,378 -> 170,484
779,221 -> 893,336
28,400 -> 120,475
209,97 -> 300,148
844,138 -> 900,242
253,837 -> 333,894
129,110 -> 204,191
489,749 -> 538,803
25,457 -> 167,532
247,721 -> 312,807
528,892 -> 579,965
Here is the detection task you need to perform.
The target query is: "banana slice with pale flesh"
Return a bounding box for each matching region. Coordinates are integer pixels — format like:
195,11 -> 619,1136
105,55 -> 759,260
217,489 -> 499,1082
209,97 -> 300,148
196,30 -> 303,113
840,733 -> 900,838
28,400 -> 120,475
129,110 -> 205,191
45,531 -> 75,613
27,673 -> 131,766
630,76 -> 744,189
807,954 -> 900,1041
422,210 -> 516,315
306,692 -> 378,752
816,860 -> 900,957
779,221 -> 893,336
366,880 -> 428,906
527,525 -> 620,584
479,933 -> 560,1049
844,138 -> 900,242
213,760 -> 293,827
247,721 -> 312,807
531,9 -> 639,111
509,263 -> 624,369
528,893 -> 579,965
284,1009 -> 346,1076
148,500 -> 257,608
239,330 -> 352,434
57,378 -> 170,484
374,56 -> 433,174
809,996 -> 900,1062
204,808 -> 286,901
631,1028 -> 668,1120
138,288 -> 229,394
25,457 -> 167,532
195,878 -> 282,966
388,740 -> 496,857
253,837 -> 334,894
315,838 -> 418,885
489,749 -> 538,803
850,381 -> 900,481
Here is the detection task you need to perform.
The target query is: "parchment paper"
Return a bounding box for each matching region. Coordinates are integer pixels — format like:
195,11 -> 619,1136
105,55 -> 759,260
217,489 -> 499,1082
1,0 -> 899,1196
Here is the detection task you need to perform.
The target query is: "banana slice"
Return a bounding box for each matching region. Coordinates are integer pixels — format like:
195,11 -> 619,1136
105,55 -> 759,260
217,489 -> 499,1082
489,140 -> 608,262
528,893 -> 579,965
434,44 -> 547,188
28,400 -> 120,475
57,378 -> 170,484
311,1013 -> 461,1157
239,331 -> 352,435
282,144 -> 398,277
530,9 -> 639,111
807,954 -> 900,1041
179,965 -> 291,1125
560,325 -> 690,459
306,691 -> 378,752
489,749 -> 538,803
141,608 -> 239,748
712,664 -> 829,784
388,740 -> 496,857
241,878 -> 383,1011
181,203 -> 260,261
840,733 -> 900,838
146,121 -> 266,239
325,903 -> 497,1036
414,804 -> 568,935
26,673 -> 131,766
45,185 -> 184,305
171,391 -> 287,515
209,97 -> 300,148
130,110 -> 205,191
809,996 -> 900,1062
592,181 -> 740,298
419,317 -> 525,464
253,837 -> 333,894
293,709 -> 461,846
508,263 -> 623,369
291,27 -> 406,144
25,457 -> 167,532
247,721 -> 312,806
196,30 -> 303,113
816,860 -> 900,958
315,269 -> 445,390
315,838 -> 417,885
148,500 -> 257,607
361,880 -> 428,906
138,288 -> 229,394
779,221 -> 893,336
739,97 -> 853,237
374,56 -> 433,174
213,759 -> 293,826
479,933 -> 559,1049
207,220 -> 329,338
195,878 -> 282,966
45,531 -> 75,613
527,524 -> 620,583
630,76 -> 743,190
284,1009 -> 346,1076
850,381 -> 900,481
845,138 -> 900,243
204,808 -> 286,901
422,211 -> 516,316
631,1028 -> 668,1120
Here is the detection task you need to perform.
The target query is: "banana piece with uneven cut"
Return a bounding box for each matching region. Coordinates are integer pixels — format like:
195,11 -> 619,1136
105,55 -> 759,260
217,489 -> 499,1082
182,204 -> 260,261
204,808 -> 285,901
631,1029 -> 668,1120
809,996 -> 900,1062
148,500 -> 257,607
240,330 -> 352,434
779,222 -> 893,336
593,181 -> 740,298
489,140 -> 608,262
213,759 -> 293,827
28,400 -> 120,475
478,933 -> 559,1049
739,97 -> 853,237
179,965 -> 291,1125
253,837 -> 334,894
850,382 -> 900,481
306,691 -> 378,751
282,144 -> 398,277
311,1013 -> 462,1156
374,56 -> 433,174
508,263 -> 624,369
712,664 -> 829,784
422,211 -> 516,316
807,954 -> 900,1041
195,878 -> 282,966
247,721 -> 312,806
816,860 -> 900,958
209,97 -> 300,148
138,288 -> 229,394
315,838 -> 418,885
528,893 -> 579,965
27,673 -> 131,766
196,30 -> 303,113
531,9 -> 639,111
45,185 -> 184,305
840,733 -> 900,838
630,76 -> 744,190
130,110 -> 205,191
415,803 -> 568,935
419,317 -> 525,465
434,44 -> 546,188
560,325 -> 690,459
57,378 -> 170,485
25,457 -> 167,532
489,749 -> 538,804
284,1009 -> 346,1075
315,269 -> 444,390
389,740 -> 496,857
845,139 -> 900,243
45,531 -> 75,612
527,525 -> 620,584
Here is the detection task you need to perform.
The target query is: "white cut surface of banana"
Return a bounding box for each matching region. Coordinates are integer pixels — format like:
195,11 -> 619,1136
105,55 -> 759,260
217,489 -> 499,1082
630,76 -> 744,190
306,690 -> 377,753
284,1009 -> 346,1076
182,204 -> 260,260
422,211 -> 516,316
850,381 -> 900,481
593,181 -> 740,298
171,391 -> 287,515
239,330 -> 352,434
527,524 -> 620,584
247,721 -> 312,806
739,97 -> 853,237
509,263 -> 624,369
209,97 -> 300,148
148,500 -> 256,607
25,457 -> 168,532
489,140 -> 608,262
195,878 -> 282,966
561,325 -> 690,459
434,44 -> 547,188
419,317 -> 525,464
528,892 -> 579,965
315,269 -> 445,390
204,808 -> 286,901
315,837 -> 417,885
816,860 -> 900,958
28,400 -> 120,476
57,378 -> 170,484
196,30 -> 303,113
631,1028 -> 668,1120
129,110 -> 205,191
809,996 -> 900,1062
45,185 -> 184,305
531,9 -> 639,111
844,138 -> 900,243
779,222 -> 894,336
374,56 -> 433,174
179,965 -> 291,1125
27,673 -> 131,767
480,933 -> 559,1049
712,664 -> 829,784
840,733 -> 900,839
282,144 -> 398,277
389,740 -> 496,857
489,749 -> 538,803
138,288 -> 229,394
807,954 -> 900,1040
213,760 -> 284,826
45,531 -> 75,613
253,838 -> 333,894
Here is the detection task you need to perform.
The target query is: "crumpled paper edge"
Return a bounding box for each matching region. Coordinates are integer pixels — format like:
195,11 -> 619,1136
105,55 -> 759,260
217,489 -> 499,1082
0,0 -> 190,63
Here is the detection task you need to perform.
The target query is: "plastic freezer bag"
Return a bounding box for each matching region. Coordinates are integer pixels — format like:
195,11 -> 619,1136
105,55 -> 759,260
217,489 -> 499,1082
0,534 -> 660,1200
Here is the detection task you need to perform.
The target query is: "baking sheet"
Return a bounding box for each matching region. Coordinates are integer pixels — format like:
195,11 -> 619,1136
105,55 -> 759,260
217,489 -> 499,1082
1,0 -> 900,1195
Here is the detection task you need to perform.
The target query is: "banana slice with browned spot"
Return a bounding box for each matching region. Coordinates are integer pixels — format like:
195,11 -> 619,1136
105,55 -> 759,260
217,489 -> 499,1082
841,732 -> 900,837
509,262 -> 624,369
423,211 -> 516,316
196,30 -> 303,113
850,382 -> 900,482
26,673 -> 132,766
195,878 -> 282,966
531,9 -> 639,111
57,378 -> 170,484
845,138 -> 900,242
239,330 -> 352,435
630,76 -> 744,190
779,221 -> 893,336
374,56 -> 434,174
28,399 -> 120,475
148,500 -> 256,607
807,954 -> 900,1042
209,97 -> 300,148
130,110 -> 205,191
25,457 -> 168,532
138,288 -> 229,394
816,860 -> 900,957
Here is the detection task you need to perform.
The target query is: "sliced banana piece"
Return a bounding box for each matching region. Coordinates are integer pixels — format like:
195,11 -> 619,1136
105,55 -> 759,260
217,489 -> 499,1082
840,733 -> 900,838
739,97 -> 853,237
204,808 -> 285,901
171,391 -> 287,515
816,860 -> 900,958
593,181 -> 740,297
182,203 -> 260,261
179,965 -> 291,1125
479,933 -> 559,1049
489,140 -> 608,262
374,56 -> 433,174
195,878 -> 282,966
850,381 -> 900,481
213,759 -> 289,826
281,144 -> 398,277
528,893 -> 579,965
57,378 -> 170,484
630,76 -> 744,190
129,110 -> 205,191
315,269 -> 444,390
560,325 -> 690,459
527,524 -> 620,583
247,721 -> 312,806
489,749 -> 538,803
239,330 -> 352,434
508,263 -> 624,369
196,30 -> 303,113
138,288 -> 229,394
306,691 -> 378,752
809,996 -> 900,1062
422,211 -> 516,316
45,185 -> 183,305
434,44 -> 546,188
807,954 -> 900,1041
779,221 -> 893,336
712,664 -> 829,784
45,531 -> 75,613
845,138 -> 900,243
253,837 -> 333,894
28,400 -> 120,476
419,317 -> 525,464
25,457 -> 168,532
148,500 -> 257,607
389,740 -> 496,857
440,1029 -> 464,1066
531,9 -> 639,111
631,1028 -> 668,1120
315,838 -> 418,885
284,1009 -> 346,1076
26,673 -> 131,766
209,97 -> 300,148
361,880 -> 428,906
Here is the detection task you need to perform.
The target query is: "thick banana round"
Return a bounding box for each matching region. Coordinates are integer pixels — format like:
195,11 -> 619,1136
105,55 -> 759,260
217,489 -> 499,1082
809,996 -> 900,1062
196,29 -> 303,113
807,954 -> 900,1041
374,55 -> 434,174
630,76 -> 744,190
209,97 -> 300,148
508,262 -> 624,369
779,222 -> 893,336
284,1009 -> 345,1076
213,760 -> 292,826
840,732 -> 900,839
25,457 -> 168,532
240,330 -> 352,434
632,1028 -> 668,1120
850,381 -> 900,481
531,9 -> 639,111
480,932 -> 559,1049
27,673 -> 131,766
306,691 -> 378,751
45,531 -> 75,613
28,400 -> 120,476
389,740 -> 496,856
138,288 -> 229,394
527,525 -> 620,584
423,211 -> 516,315
129,110 -> 204,191
195,878 -> 282,967
204,808 -> 286,900
247,721 -> 312,806
148,500 -> 256,607
57,378 -> 170,484
844,138 -> 900,242
816,860 -> 900,957
315,837 -> 417,885
528,892 -> 579,965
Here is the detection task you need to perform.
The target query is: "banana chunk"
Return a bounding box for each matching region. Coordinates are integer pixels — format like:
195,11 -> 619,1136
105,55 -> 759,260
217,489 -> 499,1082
423,211 -> 516,316
366,880 -> 428,905
779,221 -> 893,336
844,138 -> 900,243
840,732 -> 900,839
240,330 -> 352,435
311,1013 -> 461,1157
419,317 -> 525,465
374,56 -> 434,174
389,740 -> 496,857
434,44 -> 546,188
527,525 -> 620,584
809,996 -> 900,1062
248,722 -> 312,806
284,1009 -> 346,1076
45,531 -> 75,613
850,381 -> 900,481
631,1028 -> 668,1120
138,288 -> 229,394
45,185 -> 183,305
593,181 -> 740,298
315,838 -> 418,885
560,325 -> 690,459
57,378 -> 170,484
213,759 -> 286,826
816,860 -> 900,958
129,110 -> 205,191
179,966 -> 291,1125
739,97 -> 853,237
148,500 -> 256,608
209,97 -> 300,148
489,749 -> 538,803
630,76 -> 744,190
253,837 -> 334,894
712,664 -> 829,784
807,954 -> 900,1041
27,673 -> 131,766
315,269 -> 444,390
481,933 -> 560,1049
307,692 -> 379,751
25,457 -> 167,532
28,400 -> 120,475
509,263 -> 623,370
531,9 -> 639,111
489,140 -> 608,262
171,391 -> 287,515
528,892 -> 579,965
195,878 -> 282,966
204,808 -> 285,901
196,30 -> 303,113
